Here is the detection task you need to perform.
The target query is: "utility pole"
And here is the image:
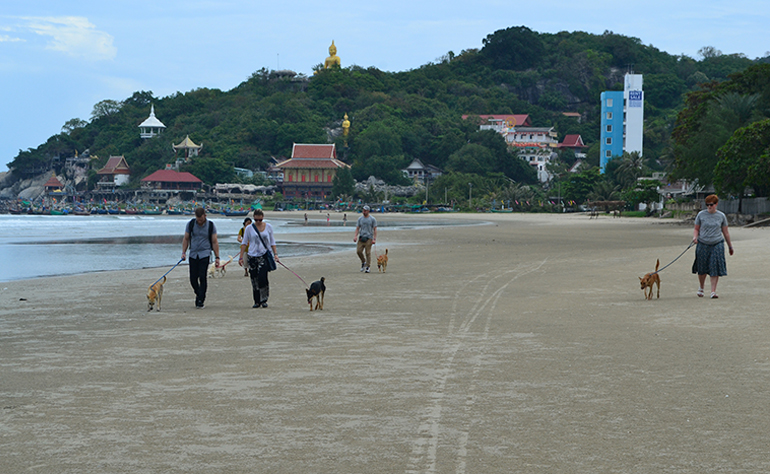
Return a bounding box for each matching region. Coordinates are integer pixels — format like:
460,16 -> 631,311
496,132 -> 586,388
468,183 -> 473,210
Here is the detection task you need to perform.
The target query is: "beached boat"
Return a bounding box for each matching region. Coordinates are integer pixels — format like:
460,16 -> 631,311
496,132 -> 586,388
224,210 -> 249,216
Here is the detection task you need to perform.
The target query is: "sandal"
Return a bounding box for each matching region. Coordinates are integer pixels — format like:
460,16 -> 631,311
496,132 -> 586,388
710,292 -> 718,299
697,288 -> 704,297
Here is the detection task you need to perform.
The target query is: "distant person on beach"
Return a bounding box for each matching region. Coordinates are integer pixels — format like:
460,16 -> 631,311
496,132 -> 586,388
692,194 -> 734,299
238,217 -> 252,277
327,213 -> 330,225
182,207 -> 220,309
353,205 -> 377,273
304,213 -> 308,225
239,209 -> 279,308
343,213 -> 347,226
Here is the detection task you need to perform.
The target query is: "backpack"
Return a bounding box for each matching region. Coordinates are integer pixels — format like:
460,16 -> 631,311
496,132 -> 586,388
187,218 -> 213,247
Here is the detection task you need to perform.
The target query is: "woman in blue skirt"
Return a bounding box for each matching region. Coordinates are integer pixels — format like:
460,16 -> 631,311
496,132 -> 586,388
692,195 -> 734,299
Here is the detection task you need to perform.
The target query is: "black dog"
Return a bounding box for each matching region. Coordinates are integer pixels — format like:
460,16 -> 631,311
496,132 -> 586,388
306,277 -> 325,311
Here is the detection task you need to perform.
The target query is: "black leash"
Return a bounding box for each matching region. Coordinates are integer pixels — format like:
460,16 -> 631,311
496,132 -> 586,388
653,241 -> 696,274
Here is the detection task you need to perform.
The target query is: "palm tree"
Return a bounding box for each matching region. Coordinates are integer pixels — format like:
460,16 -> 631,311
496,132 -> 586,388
616,152 -> 645,188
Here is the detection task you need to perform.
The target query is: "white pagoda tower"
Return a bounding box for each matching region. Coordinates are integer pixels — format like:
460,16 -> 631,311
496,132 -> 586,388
138,105 -> 166,139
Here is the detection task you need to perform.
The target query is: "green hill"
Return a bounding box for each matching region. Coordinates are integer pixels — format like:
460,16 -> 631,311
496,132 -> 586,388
7,26 -> 769,202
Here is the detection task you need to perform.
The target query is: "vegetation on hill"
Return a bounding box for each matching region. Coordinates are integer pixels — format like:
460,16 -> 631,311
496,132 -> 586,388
7,26 -> 770,207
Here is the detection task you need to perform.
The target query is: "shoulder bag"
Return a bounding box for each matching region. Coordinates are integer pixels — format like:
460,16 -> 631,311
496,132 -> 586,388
252,223 -> 277,271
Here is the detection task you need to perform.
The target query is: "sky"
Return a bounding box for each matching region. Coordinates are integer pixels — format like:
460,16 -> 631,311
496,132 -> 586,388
2,1 -> 769,172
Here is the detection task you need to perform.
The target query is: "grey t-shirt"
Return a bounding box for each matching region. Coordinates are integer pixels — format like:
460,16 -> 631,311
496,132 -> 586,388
188,219 -> 216,259
356,215 -> 377,240
694,210 -> 727,245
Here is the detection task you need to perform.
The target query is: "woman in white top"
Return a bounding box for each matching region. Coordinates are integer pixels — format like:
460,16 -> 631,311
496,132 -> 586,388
239,210 -> 280,308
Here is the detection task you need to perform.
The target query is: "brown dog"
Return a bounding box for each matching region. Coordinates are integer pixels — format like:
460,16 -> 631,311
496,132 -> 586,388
147,276 -> 166,311
306,277 -> 325,311
639,259 -> 661,300
377,248 -> 388,273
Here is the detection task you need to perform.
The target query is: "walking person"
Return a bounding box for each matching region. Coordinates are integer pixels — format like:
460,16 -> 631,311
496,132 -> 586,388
692,194 -> 734,299
181,207 -> 220,309
353,205 -> 377,273
239,209 -> 279,308
237,217 -> 252,276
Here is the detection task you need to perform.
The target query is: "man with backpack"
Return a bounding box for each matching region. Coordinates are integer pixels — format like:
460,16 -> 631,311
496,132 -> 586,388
182,207 -> 220,309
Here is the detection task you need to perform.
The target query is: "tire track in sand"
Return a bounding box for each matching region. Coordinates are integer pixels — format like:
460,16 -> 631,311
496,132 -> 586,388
406,259 -> 547,473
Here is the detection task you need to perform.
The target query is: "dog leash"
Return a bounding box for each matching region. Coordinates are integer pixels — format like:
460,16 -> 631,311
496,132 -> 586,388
652,241 -> 696,275
152,258 -> 183,287
278,261 -> 310,289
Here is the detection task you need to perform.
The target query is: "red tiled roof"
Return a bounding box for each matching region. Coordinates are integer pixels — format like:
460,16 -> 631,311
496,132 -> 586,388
44,175 -> 63,188
559,134 -> 587,148
276,159 -> 346,169
97,155 -> 131,175
291,143 -> 337,159
141,169 -> 202,183
462,114 -> 532,127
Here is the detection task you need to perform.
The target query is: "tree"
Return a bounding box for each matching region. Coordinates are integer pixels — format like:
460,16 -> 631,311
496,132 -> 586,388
446,144 -> 494,175
62,118 -> 87,135
331,166 -> 355,199
622,179 -> 661,211
714,119 -> 770,198
183,157 -> 236,185
481,26 -> 544,70
91,99 -> 123,120
562,168 -> 602,204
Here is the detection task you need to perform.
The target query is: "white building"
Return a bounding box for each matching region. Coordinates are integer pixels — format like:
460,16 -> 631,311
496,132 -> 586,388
138,105 -> 166,139
508,127 -> 559,183
623,73 -> 644,156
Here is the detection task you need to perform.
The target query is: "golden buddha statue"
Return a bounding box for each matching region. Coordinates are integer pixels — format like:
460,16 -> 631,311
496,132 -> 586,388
324,41 -> 341,69
342,113 -> 350,136
342,113 -> 350,146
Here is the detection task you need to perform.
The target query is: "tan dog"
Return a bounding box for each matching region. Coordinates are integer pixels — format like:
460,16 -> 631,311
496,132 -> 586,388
377,248 -> 388,273
639,259 -> 661,300
208,255 -> 233,278
147,276 -> 166,312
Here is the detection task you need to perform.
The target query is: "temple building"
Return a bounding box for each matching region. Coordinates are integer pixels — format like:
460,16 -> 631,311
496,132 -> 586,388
173,135 -> 203,161
276,144 -> 350,200
138,105 -> 166,139
141,169 -> 203,191
44,173 -> 64,193
96,155 -> 132,188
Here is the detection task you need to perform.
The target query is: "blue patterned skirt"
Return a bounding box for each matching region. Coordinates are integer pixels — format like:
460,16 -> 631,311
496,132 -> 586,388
692,241 -> 727,276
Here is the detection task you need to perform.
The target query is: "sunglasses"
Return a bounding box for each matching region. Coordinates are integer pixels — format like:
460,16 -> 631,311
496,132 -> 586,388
706,203 -> 716,207
254,218 -> 263,221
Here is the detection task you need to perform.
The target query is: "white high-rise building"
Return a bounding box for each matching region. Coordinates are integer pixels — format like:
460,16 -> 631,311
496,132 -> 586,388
623,74 -> 644,156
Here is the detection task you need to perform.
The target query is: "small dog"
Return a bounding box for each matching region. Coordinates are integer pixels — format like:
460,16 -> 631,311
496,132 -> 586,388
377,249 -> 389,273
147,276 -> 166,312
208,255 -> 233,278
639,259 -> 661,300
306,277 -> 326,311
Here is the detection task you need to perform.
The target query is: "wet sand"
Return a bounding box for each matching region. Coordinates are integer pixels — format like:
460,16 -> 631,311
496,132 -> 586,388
2,212 -> 769,473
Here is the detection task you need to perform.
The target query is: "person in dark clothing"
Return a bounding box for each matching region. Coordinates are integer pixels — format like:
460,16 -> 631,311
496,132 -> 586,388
182,207 -> 220,309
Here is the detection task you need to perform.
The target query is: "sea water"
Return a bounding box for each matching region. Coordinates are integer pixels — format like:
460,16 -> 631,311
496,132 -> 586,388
0,214 -> 351,282
0,214 -> 466,282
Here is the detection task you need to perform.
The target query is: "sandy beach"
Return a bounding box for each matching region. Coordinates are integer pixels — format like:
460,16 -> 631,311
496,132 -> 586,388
2,211 -> 769,473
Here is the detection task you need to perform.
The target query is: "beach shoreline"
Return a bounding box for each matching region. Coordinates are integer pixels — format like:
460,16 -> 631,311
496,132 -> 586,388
2,212 -> 769,473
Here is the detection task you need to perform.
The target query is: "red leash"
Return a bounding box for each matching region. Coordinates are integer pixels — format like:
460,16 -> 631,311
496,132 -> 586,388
278,261 -> 309,289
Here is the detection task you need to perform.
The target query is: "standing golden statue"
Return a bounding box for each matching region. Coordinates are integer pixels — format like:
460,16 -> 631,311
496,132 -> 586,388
342,113 -> 350,146
324,41 -> 341,69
